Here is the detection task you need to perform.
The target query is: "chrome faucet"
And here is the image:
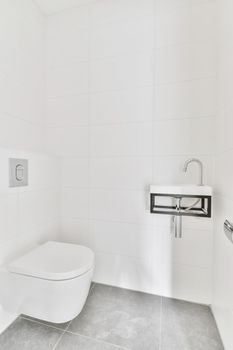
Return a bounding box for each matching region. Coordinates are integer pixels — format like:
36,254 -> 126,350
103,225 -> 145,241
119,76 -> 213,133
183,158 -> 204,186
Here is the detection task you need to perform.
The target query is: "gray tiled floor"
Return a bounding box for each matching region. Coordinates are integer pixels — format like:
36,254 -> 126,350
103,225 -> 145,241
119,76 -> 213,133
0,283 -> 224,350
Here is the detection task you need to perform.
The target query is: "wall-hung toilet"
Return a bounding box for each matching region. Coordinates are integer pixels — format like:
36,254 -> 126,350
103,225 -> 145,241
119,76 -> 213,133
0,241 -> 94,323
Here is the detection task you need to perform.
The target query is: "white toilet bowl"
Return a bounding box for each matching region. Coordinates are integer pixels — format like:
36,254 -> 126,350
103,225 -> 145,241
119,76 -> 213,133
0,241 -> 94,323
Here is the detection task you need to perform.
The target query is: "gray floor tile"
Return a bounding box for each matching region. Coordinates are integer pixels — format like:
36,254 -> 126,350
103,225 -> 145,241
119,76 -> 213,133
67,283 -> 161,350
56,332 -> 126,350
161,297 -> 224,350
0,317 -> 62,350
21,315 -> 70,330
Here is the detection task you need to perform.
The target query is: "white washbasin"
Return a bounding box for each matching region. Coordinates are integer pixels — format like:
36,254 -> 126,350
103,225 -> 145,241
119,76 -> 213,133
150,185 -> 212,196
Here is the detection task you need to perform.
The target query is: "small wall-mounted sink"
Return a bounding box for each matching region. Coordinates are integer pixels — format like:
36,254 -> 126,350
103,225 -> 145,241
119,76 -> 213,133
150,185 -> 212,196
149,159 -> 212,238
150,184 -> 212,220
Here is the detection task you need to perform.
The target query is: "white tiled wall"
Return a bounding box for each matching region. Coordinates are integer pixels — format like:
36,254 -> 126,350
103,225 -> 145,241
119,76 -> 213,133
0,0 -> 46,150
47,0 -> 216,303
0,0 -> 60,331
0,150 -> 60,266
212,1 -> 233,348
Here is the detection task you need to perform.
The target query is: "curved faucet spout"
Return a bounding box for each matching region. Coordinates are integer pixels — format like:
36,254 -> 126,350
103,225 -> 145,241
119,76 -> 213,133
183,158 -> 204,186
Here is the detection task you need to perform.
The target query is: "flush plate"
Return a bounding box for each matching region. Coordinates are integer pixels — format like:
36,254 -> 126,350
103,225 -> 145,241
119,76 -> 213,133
9,158 -> 28,187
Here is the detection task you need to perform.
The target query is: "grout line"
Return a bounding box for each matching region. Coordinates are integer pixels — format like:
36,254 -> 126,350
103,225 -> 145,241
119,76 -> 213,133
58,154 -> 215,160
154,75 -> 216,87
47,84 -> 154,99
47,74 -> 216,101
87,3 -> 92,265
57,153 -> 215,160
47,36 -> 215,68
46,114 -> 215,130
59,185 -> 215,193
157,0 -> 215,13
155,37 -> 216,50
20,316 -> 70,333
47,36 -> 216,71
60,216 -> 213,231
62,329 -> 131,350
52,332 -> 67,350
215,147 -> 233,156
53,321 -> 72,350
44,0 -> 152,19
152,0 -> 157,186
0,111 -> 45,128
159,296 -> 163,350
47,47 -> 155,69
47,73 -> 216,99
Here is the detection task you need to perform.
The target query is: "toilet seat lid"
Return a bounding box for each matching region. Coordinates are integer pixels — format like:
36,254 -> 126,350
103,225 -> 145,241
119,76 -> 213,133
7,241 -> 94,281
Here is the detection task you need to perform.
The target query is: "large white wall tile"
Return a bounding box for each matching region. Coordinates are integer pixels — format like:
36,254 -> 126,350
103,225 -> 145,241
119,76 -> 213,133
61,218 -> 91,247
90,86 -> 154,125
156,2 -> 216,46
61,188 -> 89,220
90,123 -> 152,157
157,0 -> 216,12
90,52 -> 154,92
0,150 -> 18,195
90,0 -> 154,24
0,77 -> 45,126
47,62 -> 89,97
215,149 -> 233,199
24,154 -> 60,191
47,126 -> 89,157
0,150 -> 60,269
0,0 -> 46,141
90,157 -> 152,190
48,28 -> 89,67
93,252 -> 161,295
61,158 -> 89,188
161,227 -> 212,269
90,189 -> 151,224
90,220 -> 160,259
162,264 -> 211,304
152,155 -> 214,185
19,189 -> 59,232
0,114 -> 45,153
152,117 -> 214,156
48,7 -> 89,66
48,5 -> 89,29
217,64 -> 233,114
215,109 -> 233,154
0,194 -> 19,244
155,78 -> 216,120
47,94 -> 89,127
90,17 -> 154,59
0,219 -> 60,267
156,41 -> 216,84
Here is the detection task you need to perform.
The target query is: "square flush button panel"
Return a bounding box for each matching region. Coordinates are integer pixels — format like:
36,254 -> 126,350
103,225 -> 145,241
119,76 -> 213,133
9,158 -> 28,187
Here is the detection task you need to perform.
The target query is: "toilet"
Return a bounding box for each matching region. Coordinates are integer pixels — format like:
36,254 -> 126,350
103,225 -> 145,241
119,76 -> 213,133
0,241 -> 94,323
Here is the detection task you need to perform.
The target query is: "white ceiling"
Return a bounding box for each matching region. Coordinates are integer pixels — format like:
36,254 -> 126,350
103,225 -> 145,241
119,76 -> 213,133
34,0 -> 96,15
